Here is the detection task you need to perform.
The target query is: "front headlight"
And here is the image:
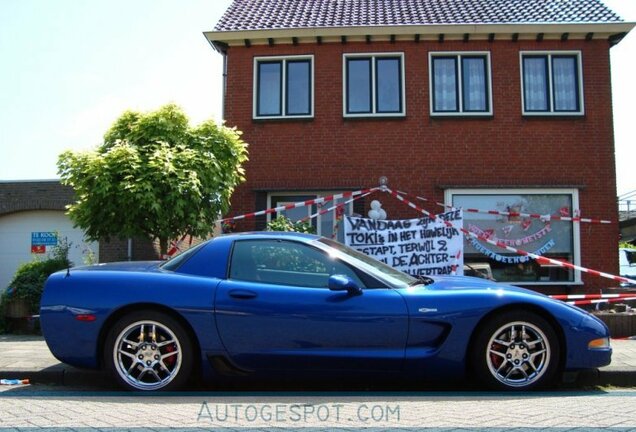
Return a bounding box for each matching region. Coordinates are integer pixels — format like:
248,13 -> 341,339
588,337 -> 611,350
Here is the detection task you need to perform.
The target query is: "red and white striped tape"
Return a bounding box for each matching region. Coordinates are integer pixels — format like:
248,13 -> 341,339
549,293 -> 636,305
326,192 -> 375,239
220,188 -> 379,223
395,190 -> 613,225
450,250 -> 462,276
564,296 -> 636,306
199,185 -> 630,286
167,234 -> 193,257
549,293 -> 636,301
386,188 -> 636,286
166,190 -> 375,258
299,191 -> 375,225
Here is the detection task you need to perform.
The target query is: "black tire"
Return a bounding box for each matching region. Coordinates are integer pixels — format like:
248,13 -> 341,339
104,310 -> 194,391
471,310 -> 560,391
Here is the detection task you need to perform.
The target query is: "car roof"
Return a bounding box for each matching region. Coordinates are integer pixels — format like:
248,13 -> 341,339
214,231 -> 320,243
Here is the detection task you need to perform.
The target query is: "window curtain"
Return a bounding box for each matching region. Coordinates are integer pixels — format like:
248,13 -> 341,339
552,57 -> 577,111
286,61 -> 310,115
462,58 -> 487,111
376,58 -> 401,113
347,59 -> 372,113
433,58 -> 457,111
523,57 -> 548,111
258,62 -> 281,116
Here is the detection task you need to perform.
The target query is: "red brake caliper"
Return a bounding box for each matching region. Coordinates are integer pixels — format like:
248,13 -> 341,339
164,344 -> 177,366
490,343 -> 504,368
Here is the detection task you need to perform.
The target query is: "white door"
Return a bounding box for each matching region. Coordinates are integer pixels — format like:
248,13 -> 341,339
0,210 -> 99,292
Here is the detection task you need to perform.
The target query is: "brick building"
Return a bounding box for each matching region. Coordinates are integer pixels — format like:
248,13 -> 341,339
205,0 -> 633,291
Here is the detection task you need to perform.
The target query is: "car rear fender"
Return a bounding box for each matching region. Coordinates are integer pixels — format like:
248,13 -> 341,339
41,270 -> 224,369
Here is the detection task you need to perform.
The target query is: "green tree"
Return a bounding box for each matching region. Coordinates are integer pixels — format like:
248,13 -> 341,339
58,104 -> 248,255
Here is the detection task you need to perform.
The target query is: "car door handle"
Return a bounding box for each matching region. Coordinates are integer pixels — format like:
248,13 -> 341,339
228,289 -> 257,299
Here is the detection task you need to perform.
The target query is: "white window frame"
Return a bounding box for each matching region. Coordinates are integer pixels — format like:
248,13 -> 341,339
429,51 -> 493,117
253,55 -> 315,120
267,191 -> 354,237
519,51 -> 584,116
342,52 -> 406,118
444,187 -> 582,285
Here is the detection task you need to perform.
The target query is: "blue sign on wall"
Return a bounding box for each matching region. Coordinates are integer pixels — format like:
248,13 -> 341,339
31,232 -> 58,246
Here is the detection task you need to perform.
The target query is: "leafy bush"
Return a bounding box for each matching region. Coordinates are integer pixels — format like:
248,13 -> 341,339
266,216 -> 316,234
1,239 -> 72,319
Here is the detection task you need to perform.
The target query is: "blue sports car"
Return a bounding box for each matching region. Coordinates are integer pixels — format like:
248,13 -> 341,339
41,232 -> 611,391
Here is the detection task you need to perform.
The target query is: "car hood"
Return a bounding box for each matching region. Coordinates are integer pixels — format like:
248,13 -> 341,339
402,275 -> 595,325
424,275 -> 548,297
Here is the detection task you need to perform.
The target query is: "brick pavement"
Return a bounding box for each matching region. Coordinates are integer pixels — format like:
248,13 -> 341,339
0,390 -> 635,429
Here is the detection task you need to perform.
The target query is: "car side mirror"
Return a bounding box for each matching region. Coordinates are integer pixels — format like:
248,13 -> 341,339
328,274 -> 362,295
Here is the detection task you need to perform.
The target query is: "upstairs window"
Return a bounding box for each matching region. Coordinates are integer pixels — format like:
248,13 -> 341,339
521,52 -> 583,115
430,52 -> 492,116
254,55 -> 313,119
343,53 -> 405,117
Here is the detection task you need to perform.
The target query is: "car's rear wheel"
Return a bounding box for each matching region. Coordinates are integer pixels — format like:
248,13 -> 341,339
104,310 -> 193,391
471,310 -> 560,390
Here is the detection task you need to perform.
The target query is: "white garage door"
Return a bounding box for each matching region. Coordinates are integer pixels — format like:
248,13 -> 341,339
0,210 -> 99,292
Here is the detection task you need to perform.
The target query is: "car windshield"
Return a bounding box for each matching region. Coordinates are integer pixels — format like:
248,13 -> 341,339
316,237 -> 418,288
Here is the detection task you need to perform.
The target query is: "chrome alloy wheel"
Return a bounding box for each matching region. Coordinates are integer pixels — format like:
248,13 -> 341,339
112,320 -> 182,391
485,321 -> 551,388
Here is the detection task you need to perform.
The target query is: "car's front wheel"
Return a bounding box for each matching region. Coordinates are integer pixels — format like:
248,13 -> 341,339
104,310 -> 193,391
471,310 -> 560,390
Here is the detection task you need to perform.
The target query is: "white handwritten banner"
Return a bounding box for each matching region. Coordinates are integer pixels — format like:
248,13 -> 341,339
344,210 -> 464,277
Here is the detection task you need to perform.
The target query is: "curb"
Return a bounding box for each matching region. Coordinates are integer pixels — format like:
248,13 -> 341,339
2,367 -> 635,389
576,368 -> 636,388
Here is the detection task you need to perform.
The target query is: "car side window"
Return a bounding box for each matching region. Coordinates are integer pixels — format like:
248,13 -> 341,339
229,240 -> 365,288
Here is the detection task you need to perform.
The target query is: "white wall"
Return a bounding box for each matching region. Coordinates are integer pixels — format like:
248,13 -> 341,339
0,210 -> 99,291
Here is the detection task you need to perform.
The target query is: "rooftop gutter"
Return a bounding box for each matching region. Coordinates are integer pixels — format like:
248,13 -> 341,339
204,21 -> 635,48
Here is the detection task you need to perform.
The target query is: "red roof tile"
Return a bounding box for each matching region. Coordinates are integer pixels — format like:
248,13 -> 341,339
214,0 -> 623,31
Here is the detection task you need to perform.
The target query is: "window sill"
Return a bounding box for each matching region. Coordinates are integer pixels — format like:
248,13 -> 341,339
522,112 -> 585,118
430,113 -> 493,119
343,114 -> 406,120
252,116 -> 314,123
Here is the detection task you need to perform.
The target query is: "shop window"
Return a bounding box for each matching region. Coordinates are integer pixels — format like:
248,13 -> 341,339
445,189 -> 581,285
343,53 -> 405,117
268,192 -> 355,242
254,55 -> 313,119
430,52 -> 492,116
521,51 -> 583,115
